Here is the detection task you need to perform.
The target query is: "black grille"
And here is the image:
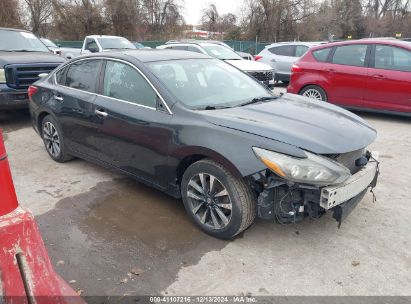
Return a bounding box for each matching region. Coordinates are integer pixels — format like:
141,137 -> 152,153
5,63 -> 61,89
248,70 -> 274,82
326,149 -> 366,174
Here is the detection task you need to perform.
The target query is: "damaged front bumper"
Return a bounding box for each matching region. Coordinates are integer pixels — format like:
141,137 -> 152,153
254,153 -> 379,226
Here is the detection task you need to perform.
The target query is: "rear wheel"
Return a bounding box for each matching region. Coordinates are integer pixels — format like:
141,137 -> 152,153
41,115 -> 73,163
181,159 -> 256,239
300,85 -> 327,102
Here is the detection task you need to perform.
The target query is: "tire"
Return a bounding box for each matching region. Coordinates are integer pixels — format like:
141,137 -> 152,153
181,159 -> 256,239
300,85 -> 328,102
282,80 -> 290,85
41,115 -> 73,163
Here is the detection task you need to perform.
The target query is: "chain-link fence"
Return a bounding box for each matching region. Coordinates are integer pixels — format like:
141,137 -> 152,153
53,40 -> 271,55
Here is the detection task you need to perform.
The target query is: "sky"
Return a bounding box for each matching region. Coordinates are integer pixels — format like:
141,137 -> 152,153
183,0 -> 242,25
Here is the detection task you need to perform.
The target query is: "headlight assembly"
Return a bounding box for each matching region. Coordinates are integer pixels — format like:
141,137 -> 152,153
253,147 -> 351,186
0,69 -> 6,83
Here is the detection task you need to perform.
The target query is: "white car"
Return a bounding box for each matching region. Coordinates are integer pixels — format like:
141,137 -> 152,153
158,42 -> 275,87
256,42 -> 325,84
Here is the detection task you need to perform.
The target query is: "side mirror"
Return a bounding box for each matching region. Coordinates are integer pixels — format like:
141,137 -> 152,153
38,73 -> 49,78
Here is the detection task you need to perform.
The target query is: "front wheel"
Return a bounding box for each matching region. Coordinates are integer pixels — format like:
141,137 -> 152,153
181,159 -> 256,239
300,85 -> 328,102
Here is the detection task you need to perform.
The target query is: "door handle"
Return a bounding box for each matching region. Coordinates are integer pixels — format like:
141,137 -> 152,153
327,68 -> 335,72
270,59 -> 276,62
54,95 -> 63,101
372,74 -> 385,79
95,109 -> 108,118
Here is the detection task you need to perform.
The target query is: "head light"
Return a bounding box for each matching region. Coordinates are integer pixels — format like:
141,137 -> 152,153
0,69 -> 6,83
253,147 -> 351,186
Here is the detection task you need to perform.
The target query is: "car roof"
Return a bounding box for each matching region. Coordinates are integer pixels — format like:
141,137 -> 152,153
80,49 -> 212,63
310,39 -> 411,51
87,35 -> 127,39
265,41 -> 323,48
0,27 -> 30,33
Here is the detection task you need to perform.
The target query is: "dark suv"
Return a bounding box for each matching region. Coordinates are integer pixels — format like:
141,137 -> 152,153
0,28 -> 65,110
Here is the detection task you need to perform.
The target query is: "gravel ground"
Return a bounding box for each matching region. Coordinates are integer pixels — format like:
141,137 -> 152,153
1,89 -> 410,297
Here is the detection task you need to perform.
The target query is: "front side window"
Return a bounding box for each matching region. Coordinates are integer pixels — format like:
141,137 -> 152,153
374,45 -> 411,72
332,44 -> 368,67
65,60 -> 102,92
312,48 -> 332,62
85,39 -> 99,53
103,61 -> 157,108
147,59 -> 273,110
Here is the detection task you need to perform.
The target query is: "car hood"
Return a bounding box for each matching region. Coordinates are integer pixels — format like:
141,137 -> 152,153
202,94 -> 377,154
0,51 -> 65,67
225,59 -> 273,72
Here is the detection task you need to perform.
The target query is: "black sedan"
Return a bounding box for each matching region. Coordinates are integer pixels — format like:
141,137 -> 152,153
28,50 -> 379,239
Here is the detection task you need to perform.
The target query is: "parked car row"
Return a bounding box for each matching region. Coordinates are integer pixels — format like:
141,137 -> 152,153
157,40 -> 275,87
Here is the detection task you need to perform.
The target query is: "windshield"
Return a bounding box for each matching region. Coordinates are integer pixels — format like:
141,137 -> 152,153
147,59 -> 273,109
201,44 -> 242,60
96,37 -> 136,50
41,38 -> 57,48
0,30 -> 50,52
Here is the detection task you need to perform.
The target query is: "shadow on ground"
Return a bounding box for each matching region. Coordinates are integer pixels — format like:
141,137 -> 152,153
35,178 -> 228,296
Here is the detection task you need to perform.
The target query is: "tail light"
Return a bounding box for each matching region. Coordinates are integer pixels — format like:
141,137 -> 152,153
28,86 -> 38,100
291,64 -> 303,73
254,55 -> 263,61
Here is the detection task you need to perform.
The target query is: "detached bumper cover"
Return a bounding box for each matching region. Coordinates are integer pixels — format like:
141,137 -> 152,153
320,159 -> 378,210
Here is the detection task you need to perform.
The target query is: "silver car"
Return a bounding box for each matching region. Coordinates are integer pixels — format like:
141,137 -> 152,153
256,42 -> 325,84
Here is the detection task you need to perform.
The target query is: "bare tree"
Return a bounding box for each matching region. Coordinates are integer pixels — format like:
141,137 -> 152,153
201,3 -> 220,33
23,0 -> 53,35
0,0 -> 24,28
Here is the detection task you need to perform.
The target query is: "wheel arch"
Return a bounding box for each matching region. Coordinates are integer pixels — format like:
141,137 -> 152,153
37,111 -> 53,134
174,147 -> 243,186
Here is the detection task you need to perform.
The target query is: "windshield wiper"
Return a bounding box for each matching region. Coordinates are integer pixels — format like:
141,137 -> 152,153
239,96 -> 277,107
199,105 -> 233,110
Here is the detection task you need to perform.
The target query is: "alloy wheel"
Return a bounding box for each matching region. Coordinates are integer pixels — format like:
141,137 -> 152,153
302,88 -> 323,101
187,173 -> 232,230
43,121 -> 61,158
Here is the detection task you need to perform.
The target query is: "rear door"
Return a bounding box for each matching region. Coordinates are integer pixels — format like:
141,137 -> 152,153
54,59 -> 103,156
326,44 -> 370,107
92,59 -> 173,187
364,44 -> 411,113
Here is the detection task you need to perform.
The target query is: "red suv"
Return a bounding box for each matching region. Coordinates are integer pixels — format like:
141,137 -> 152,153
287,39 -> 411,115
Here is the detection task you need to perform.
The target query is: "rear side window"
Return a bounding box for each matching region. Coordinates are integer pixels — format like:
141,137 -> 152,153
374,45 -> 411,72
268,45 -> 295,57
65,60 -> 102,92
312,48 -> 332,62
332,44 -> 368,67
103,61 -> 157,108
295,45 -> 309,57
